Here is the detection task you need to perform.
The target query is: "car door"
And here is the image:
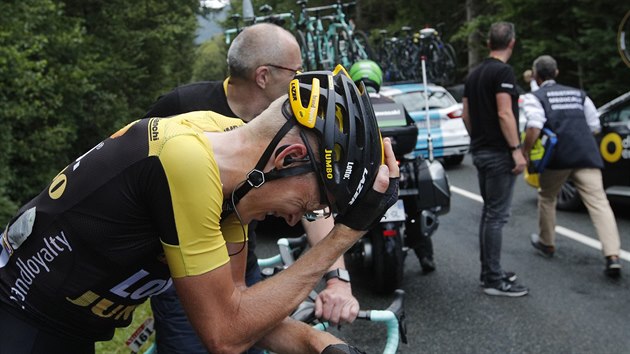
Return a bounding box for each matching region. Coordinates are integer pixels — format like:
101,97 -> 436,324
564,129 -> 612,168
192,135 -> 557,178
597,98 -> 630,190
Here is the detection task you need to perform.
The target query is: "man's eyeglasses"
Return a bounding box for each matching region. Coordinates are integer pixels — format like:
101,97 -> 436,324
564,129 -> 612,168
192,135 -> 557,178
303,207 -> 332,222
264,63 -> 302,75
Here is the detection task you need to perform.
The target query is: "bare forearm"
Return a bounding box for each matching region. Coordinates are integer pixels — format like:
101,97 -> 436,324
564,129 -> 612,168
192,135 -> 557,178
228,224 -> 364,349
257,317 -> 342,353
498,112 -> 520,147
303,217 -> 346,271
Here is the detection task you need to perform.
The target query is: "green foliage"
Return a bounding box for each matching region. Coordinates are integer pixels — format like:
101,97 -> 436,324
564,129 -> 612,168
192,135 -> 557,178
192,36 -> 229,81
0,0 -> 199,221
0,0 -> 84,221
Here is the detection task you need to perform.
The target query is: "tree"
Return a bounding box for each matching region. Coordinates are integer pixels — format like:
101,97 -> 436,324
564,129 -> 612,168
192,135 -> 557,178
0,0 -> 200,220
192,36 -> 229,81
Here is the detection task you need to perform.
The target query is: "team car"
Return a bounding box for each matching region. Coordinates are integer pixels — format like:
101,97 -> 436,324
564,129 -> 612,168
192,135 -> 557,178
555,91 -> 630,210
380,83 -> 470,166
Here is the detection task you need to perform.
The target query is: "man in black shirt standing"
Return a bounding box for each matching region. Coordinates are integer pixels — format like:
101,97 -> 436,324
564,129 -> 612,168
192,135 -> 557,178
462,21 -> 529,297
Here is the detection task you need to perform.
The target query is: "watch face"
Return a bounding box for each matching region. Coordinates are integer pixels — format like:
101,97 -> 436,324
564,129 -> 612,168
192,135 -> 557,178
337,269 -> 350,282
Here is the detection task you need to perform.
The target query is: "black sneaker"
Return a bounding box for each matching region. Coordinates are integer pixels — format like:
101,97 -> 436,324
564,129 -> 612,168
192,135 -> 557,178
479,271 -> 517,286
483,281 -> 529,297
605,256 -> 622,278
531,233 -> 555,257
419,257 -> 436,273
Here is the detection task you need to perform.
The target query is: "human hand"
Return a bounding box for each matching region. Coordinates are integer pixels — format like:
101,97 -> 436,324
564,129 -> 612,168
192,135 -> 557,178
314,279 -> 359,326
512,149 -> 527,175
335,138 -> 400,231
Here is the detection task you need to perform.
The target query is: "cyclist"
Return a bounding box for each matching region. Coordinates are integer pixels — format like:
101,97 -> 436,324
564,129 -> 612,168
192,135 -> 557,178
0,68 -> 399,353
349,60 -> 437,273
145,23 -> 360,354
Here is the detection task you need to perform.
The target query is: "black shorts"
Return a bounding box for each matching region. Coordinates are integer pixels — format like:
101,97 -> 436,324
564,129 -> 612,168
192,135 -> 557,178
0,305 -> 94,354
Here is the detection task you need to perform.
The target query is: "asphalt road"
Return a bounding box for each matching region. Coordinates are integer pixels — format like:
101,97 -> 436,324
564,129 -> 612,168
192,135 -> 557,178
256,154 -> 629,354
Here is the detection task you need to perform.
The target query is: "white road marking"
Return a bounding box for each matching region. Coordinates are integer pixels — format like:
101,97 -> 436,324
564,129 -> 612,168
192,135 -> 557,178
450,185 -> 630,262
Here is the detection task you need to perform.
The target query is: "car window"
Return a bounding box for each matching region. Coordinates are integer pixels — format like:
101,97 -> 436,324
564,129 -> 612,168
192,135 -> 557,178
601,102 -> 630,124
390,91 -> 456,112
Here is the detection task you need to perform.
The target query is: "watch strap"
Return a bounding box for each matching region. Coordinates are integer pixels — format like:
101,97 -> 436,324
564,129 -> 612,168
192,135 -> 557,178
509,143 -> 522,151
323,268 -> 350,282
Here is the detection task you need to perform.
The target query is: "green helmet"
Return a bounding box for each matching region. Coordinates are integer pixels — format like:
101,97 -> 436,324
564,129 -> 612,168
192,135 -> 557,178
349,60 -> 383,92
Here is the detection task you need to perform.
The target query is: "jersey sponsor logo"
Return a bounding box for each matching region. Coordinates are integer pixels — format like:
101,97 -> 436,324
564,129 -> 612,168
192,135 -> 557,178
8,231 -> 73,303
224,125 -> 240,132
66,269 -> 172,321
348,168 -> 368,205
501,83 -> 514,89
49,174 -> 67,200
149,118 -> 161,141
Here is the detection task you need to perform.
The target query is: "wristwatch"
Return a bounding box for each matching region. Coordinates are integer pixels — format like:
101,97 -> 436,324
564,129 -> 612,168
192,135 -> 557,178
509,143 -> 522,151
323,268 -> 351,283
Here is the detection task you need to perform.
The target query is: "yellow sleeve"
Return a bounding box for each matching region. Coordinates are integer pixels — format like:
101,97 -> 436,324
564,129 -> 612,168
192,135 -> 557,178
159,134 -> 228,278
221,213 -> 248,244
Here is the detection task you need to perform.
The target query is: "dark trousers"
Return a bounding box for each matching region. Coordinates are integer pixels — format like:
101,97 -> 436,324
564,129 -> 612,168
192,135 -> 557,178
472,149 -> 516,285
0,305 -> 95,354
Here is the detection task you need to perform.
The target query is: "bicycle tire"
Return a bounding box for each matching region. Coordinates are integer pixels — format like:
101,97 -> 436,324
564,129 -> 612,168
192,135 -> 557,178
439,42 -> 457,86
296,30 -> 315,71
369,224 -> 404,294
618,10 -> 630,68
351,29 -> 374,61
334,28 -> 353,68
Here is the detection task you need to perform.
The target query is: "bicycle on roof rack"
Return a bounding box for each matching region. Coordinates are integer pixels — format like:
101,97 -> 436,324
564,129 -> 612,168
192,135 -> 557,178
375,25 -> 457,85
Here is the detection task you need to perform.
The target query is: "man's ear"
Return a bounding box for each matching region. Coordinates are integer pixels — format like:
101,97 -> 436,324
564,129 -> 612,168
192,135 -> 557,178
273,144 -> 308,169
255,65 -> 270,89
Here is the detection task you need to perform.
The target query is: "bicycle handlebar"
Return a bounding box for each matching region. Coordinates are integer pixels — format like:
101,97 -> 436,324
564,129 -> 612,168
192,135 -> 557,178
260,236 -> 407,353
311,289 -> 407,354
257,235 -> 308,269
358,289 -> 408,345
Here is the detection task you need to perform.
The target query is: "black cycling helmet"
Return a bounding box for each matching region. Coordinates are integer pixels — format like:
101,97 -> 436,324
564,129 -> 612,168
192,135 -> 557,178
284,65 -> 384,215
224,65 -> 383,218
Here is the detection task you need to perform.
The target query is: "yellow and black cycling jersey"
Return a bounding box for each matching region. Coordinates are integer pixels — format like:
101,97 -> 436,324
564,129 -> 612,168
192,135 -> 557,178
0,111 -> 244,341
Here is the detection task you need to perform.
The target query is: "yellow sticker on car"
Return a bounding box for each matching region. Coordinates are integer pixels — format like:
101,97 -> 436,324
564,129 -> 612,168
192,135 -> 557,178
600,132 -> 623,163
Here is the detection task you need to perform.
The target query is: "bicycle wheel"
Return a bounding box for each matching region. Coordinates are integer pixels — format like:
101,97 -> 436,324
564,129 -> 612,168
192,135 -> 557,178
334,28 -> 353,68
439,43 -> 457,86
369,223 -> 405,294
296,30 -> 316,71
425,40 -> 443,84
351,29 -> 375,61
618,10 -> 630,68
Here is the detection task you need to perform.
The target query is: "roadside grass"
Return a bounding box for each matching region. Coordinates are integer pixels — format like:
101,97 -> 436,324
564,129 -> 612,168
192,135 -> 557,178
95,300 -> 155,354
